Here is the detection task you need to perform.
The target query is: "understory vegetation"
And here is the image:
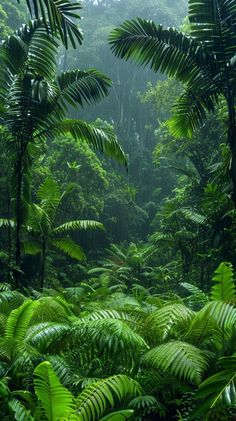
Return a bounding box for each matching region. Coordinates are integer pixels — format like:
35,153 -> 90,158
0,0 -> 236,420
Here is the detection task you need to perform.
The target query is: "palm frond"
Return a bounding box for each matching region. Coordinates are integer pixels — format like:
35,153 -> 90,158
142,341 -> 210,385
76,375 -> 141,421
191,354 -> 236,418
57,69 -> 111,108
144,304 -> 194,344
0,218 -> 15,228
38,120 -> 127,166
53,220 -> 104,234
26,322 -> 70,353
23,240 -> 42,255
18,0 -> 83,48
72,318 -> 148,361
109,18 -> 217,83
52,238 -> 85,260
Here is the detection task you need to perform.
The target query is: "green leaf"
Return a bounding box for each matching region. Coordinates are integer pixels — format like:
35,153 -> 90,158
142,341 -> 210,385
34,361 -> 76,421
52,238 -> 85,260
99,410 -> 134,421
17,0 -> 83,48
76,375 -> 141,421
5,300 -> 40,340
211,262 -> 236,302
191,354 -> 236,418
53,220 -> 104,234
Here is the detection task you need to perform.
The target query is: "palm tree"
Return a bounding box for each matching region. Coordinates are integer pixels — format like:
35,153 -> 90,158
109,0 -> 236,205
18,0 -> 83,48
0,20 -> 126,287
25,179 -> 104,289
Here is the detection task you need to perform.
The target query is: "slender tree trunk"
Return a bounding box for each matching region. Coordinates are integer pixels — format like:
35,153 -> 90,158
39,238 -> 47,291
14,152 -> 23,289
227,95 -> 236,207
7,196 -> 12,283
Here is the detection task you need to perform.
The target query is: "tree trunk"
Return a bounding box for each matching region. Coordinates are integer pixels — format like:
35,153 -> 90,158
14,153 -> 23,289
39,239 -> 47,291
227,95 -> 236,207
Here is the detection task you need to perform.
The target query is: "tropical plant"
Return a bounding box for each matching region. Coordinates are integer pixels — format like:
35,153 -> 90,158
109,0 -> 236,206
24,178 -> 103,289
18,0 -> 83,48
0,17 -> 126,287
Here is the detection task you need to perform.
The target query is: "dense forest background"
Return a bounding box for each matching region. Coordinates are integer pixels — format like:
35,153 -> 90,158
0,0 -> 236,420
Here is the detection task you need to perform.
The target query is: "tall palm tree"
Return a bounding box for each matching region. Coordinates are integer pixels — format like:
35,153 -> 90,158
0,20 -> 126,288
109,0 -> 236,204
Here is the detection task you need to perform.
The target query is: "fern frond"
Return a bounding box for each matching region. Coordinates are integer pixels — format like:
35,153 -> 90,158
191,354 -> 236,418
142,341 -> 210,385
5,300 -> 39,340
144,304 -> 194,344
211,262 -> 236,302
76,375 -> 141,421
34,361 -> 76,421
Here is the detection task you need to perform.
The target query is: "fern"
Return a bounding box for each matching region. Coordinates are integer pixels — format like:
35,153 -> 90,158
72,318 -> 148,360
26,322 -> 70,353
76,375 -> 141,421
211,262 -> 236,302
5,300 -> 39,340
144,304 -> 194,344
142,341 -> 210,385
99,410 -> 134,420
191,354 -> 236,418
34,361 -> 76,421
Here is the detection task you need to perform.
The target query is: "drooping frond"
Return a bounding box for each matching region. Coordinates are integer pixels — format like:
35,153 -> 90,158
211,262 -> 236,302
191,354 -> 236,418
109,18 -> 218,83
34,361 -> 76,421
52,238 -> 86,260
189,0 -> 236,64
0,218 -> 15,228
17,0 -> 83,48
23,240 -> 42,255
26,322 -> 70,353
76,375 -> 141,421
53,220 -> 104,234
185,301 -> 236,348
72,318 -> 148,361
168,87 -> 218,138
142,341 -> 210,385
38,120 -> 127,166
144,304 -> 194,344
57,69 -> 112,108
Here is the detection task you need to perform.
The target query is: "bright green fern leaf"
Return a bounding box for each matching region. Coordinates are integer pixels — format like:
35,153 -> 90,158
211,262 -> 236,302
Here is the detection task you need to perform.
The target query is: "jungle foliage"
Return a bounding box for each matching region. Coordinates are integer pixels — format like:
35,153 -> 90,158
0,0 -> 236,420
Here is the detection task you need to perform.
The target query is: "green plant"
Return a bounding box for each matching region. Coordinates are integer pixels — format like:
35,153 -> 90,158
109,0 -> 236,207
25,178 -> 103,289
